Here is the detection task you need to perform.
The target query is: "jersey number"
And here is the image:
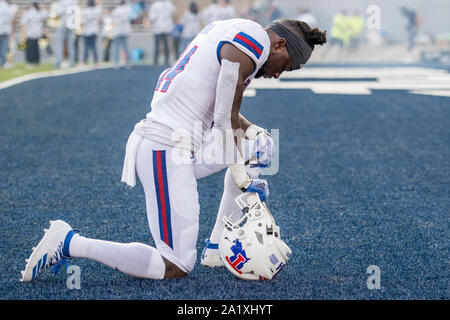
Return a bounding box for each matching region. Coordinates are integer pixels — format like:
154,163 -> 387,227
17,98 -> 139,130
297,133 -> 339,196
154,46 -> 198,93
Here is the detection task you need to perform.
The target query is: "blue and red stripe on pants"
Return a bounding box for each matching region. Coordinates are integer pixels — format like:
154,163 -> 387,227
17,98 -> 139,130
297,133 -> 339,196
153,150 -> 173,249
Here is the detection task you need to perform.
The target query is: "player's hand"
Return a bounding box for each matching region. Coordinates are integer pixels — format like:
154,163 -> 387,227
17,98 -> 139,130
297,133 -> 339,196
245,178 -> 269,202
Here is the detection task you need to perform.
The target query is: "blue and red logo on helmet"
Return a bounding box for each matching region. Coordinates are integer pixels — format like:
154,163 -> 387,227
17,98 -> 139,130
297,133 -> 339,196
225,239 -> 250,274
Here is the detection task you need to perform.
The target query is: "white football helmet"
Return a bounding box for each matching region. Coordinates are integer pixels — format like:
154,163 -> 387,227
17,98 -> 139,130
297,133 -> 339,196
219,193 -> 292,280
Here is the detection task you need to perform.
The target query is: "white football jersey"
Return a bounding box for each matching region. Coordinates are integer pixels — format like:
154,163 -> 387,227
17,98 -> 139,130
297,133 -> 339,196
0,1 -> 18,35
136,19 -> 270,152
81,6 -> 102,36
20,8 -> 48,39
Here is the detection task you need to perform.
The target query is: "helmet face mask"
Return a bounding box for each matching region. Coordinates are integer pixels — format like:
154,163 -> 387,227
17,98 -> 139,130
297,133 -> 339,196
219,193 -> 292,280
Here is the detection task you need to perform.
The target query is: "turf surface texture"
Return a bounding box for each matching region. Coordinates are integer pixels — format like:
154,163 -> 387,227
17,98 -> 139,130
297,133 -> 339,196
0,65 -> 448,300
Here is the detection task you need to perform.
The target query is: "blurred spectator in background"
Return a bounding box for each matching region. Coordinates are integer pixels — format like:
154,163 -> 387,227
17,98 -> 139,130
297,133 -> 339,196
171,22 -> 183,60
81,0 -> 102,66
201,0 -> 234,26
138,0 -> 147,16
47,1 -> 60,29
326,10 -> 350,61
348,11 -> 365,53
248,0 -> 281,26
296,7 -> 317,28
201,0 -> 220,26
129,0 -> 145,24
180,1 -> 200,53
0,0 -> 18,67
400,6 -> 422,52
129,0 -> 139,24
246,0 -> 261,22
100,7 -> 113,62
73,11 -> 82,65
54,0 -> 79,68
217,0 -> 234,20
148,0 -> 175,66
261,0 -> 281,26
20,2 -> 48,65
112,0 -> 132,67
330,10 -> 349,47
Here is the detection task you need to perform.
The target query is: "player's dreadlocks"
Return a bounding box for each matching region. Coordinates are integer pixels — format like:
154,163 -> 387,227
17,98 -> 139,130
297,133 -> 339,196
280,19 -> 327,49
266,19 -> 326,70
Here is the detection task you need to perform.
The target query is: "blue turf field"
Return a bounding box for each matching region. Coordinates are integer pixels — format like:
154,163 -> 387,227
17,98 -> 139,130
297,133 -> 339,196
0,65 -> 448,299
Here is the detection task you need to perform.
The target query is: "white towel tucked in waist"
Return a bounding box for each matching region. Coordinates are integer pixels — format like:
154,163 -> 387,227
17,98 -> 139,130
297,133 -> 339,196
121,130 -> 144,187
121,118 -> 200,187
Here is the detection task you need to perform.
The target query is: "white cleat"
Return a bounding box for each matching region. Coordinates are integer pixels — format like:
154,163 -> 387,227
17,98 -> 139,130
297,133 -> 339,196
20,220 -> 78,282
201,239 -> 224,268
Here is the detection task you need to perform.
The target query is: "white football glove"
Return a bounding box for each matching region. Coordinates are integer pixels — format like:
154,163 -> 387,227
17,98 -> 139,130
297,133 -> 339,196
244,178 -> 270,202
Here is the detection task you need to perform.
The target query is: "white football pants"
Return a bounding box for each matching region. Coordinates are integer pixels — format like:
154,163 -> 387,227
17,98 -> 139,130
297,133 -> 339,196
69,132 -> 261,277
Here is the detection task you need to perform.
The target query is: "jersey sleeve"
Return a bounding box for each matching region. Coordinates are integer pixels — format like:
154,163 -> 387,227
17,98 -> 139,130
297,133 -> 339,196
216,21 -> 270,72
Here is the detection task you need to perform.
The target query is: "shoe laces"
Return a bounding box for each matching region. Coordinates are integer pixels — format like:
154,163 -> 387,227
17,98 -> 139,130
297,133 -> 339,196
48,241 -> 70,275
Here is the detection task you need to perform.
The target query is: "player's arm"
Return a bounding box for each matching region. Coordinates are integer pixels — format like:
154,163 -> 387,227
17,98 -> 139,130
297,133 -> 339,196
219,43 -> 254,133
219,45 -> 272,143
217,43 -> 270,201
219,46 -> 275,170
238,113 -> 252,134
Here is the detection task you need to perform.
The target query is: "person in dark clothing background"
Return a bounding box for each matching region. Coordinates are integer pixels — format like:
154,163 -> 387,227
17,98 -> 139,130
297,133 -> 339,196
20,2 -> 48,65
400,6 -> 421,52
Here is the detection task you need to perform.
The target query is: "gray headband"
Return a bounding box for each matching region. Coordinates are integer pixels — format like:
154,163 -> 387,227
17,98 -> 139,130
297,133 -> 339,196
267,21 -> 313,70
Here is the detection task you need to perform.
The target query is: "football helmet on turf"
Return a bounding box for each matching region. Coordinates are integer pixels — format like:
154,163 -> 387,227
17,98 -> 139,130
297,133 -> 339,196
219,193 -> 292,280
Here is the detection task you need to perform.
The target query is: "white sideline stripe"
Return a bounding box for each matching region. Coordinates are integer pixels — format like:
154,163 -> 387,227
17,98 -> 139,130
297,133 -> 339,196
0,64 -> 113,90
243,88 -> 256,97
247,67 -> 450,96
250,81 -> 450,90
283,67 -> 448,78
311,87 -> 372,95
410,90 -> 450,97
3,65 -> 449,97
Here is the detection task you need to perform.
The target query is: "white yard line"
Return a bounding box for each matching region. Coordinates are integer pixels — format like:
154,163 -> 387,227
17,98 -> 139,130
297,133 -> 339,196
282,67 -> 449,78
247,67 -> 450,97
410,90 -> 450,97
3,65 -> 450,98
0,64 -> 113,91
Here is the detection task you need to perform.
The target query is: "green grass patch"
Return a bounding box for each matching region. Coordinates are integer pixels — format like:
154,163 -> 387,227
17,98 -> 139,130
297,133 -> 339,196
0,63 -> 55,82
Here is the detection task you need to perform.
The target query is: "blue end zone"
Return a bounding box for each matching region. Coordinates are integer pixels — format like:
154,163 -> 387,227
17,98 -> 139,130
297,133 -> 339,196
0,65 -> 448,299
